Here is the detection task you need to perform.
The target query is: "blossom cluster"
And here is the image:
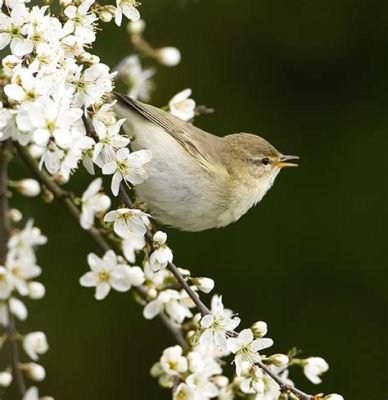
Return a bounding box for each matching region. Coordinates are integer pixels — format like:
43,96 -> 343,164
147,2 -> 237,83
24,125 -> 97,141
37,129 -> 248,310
0,217 -> 50,399
0,0 -> 151,195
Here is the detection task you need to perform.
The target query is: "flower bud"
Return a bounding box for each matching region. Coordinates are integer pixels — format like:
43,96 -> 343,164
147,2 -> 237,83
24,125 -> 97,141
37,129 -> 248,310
127,19 -> 145,34
99,11 -> 112,22
191,277 -> 214,293
60,0 -> 72,6
188,330 -> 200,347
78,52 -> 92,63
266,353 -> 289,367
0,371 -> 12,387
147,288 -> 158,299
150,362 -> 163,378
27,282 -> 46,299
251,321 -> 268,338
23,332 -> 49,360
324,395 -> 344,400
153,231 -> 167,245
156,47 -> 181,67
212,375 -> 229,388
89,55 -> 100,64
14,179 -> 41,197
53,173 -> 68,184
9,298 -> 27,321
9,208 -> 22,222
22,363 -> 46,381
42,189 -> 54,203
28,144 -> 45,159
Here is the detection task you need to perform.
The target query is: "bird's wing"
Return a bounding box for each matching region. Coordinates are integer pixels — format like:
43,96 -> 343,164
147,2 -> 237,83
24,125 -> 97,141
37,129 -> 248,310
114,92 -> 228,177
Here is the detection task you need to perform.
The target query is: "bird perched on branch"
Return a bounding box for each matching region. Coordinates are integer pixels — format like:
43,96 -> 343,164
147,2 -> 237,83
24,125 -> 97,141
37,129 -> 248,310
114,93 -> 298,231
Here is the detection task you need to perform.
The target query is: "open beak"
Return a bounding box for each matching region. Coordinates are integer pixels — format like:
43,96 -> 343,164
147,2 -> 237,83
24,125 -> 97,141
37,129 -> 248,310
275,155 -> 299,168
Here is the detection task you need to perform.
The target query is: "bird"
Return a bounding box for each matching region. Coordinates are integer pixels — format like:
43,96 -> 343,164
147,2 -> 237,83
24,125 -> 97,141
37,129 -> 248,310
113,93 -> 299,232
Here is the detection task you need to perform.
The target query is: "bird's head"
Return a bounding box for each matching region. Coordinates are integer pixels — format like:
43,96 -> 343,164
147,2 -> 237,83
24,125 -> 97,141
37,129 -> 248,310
225,133 -> 299,189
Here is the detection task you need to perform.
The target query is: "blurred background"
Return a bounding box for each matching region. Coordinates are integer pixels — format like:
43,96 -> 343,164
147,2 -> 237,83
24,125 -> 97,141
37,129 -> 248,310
4,0 -> 387,398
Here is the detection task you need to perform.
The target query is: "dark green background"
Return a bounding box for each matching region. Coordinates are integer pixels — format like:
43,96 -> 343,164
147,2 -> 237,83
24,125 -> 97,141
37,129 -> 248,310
3,0 -> 388,399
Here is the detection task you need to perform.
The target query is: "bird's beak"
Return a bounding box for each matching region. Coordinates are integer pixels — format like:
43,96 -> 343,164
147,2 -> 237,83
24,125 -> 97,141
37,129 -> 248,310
275,155 -> 299,168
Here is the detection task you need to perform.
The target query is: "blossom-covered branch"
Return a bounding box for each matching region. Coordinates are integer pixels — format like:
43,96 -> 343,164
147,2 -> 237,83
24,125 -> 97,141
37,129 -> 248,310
16,143 -> 187,348
0,142 -> 49,399
0,142 -> 26,396
0,0 -> 344,399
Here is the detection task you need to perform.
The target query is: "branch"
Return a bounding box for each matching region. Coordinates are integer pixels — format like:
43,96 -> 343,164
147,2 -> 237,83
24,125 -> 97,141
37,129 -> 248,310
119,184 -> 313,400
0,141 -> 27,397
16,144 -> 313,400
16,144 -> 187,349
118,185 -> 211,316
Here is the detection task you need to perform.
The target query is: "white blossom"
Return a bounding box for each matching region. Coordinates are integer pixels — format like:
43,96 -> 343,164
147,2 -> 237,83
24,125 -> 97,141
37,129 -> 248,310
104,208 -> 149,238
92,118 -> 129,168
17,96 -> 84,147
80,178 -> 111,230
199,295 -> 240,352
303,357 -> 329,384
80,250 -> 144,300
143,289 -> 193,324
5,68 -> 52,105
149,231 -> 173,272
72,63 -> 115,108
0,266 -> 13,299
6,252 -> 41,296
122,232 -> 146,263
185,372 -> 219,399
0,4 -> 33,57
63,0 -> 97,47
227,329 -> 273,376
115,0 -> 140,26
117,55 -> 155,101
102,148 -> 151,195
169,89 -> 196,121
7,220 -> 47,261
160,345 -> 188,376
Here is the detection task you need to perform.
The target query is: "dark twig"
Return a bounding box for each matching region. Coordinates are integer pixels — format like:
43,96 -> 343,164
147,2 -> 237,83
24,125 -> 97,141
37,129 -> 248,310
0,141 -> 27,397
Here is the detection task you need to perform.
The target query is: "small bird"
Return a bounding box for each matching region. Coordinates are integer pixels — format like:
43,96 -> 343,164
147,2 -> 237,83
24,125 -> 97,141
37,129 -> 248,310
114,93 -> 299,231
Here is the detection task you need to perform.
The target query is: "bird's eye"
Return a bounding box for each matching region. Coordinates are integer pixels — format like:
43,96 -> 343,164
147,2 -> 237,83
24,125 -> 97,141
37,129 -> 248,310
261,158 -> 270,166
